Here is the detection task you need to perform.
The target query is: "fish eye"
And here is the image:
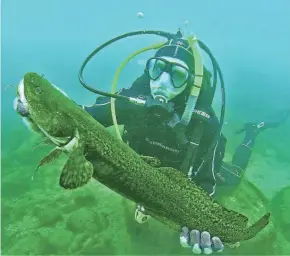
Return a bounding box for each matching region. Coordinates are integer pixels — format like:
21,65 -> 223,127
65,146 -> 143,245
35,87 -> 42,94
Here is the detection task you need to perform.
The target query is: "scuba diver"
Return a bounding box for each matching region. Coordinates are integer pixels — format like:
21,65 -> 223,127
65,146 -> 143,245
77,28 -> 289,254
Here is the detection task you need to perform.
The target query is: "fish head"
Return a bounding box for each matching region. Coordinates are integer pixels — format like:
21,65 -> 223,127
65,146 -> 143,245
14,72 -> 74,146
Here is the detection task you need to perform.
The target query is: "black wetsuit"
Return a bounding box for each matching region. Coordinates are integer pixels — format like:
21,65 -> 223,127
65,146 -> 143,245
83,74 -> 226,196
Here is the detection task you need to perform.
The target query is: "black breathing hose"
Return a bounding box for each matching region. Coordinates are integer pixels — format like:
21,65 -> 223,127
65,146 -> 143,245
78,30 -> 226,156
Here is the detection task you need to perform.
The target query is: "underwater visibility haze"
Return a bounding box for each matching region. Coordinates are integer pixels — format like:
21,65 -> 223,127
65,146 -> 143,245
1,0 -> 290,255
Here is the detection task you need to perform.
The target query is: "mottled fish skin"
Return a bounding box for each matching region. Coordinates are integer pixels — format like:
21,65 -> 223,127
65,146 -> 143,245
18,72 -> 270,244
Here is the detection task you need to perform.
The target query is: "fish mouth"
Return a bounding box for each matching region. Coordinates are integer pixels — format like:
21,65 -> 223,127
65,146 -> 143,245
14,79 -> 29,117
13,78 -> 42,134
13,76 -> 71,146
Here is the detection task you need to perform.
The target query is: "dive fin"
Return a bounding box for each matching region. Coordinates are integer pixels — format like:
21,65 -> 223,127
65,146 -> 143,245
59,145 -> 93,189
32,147 -> 63,180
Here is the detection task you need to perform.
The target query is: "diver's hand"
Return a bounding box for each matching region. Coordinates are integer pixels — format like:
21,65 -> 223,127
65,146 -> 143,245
180,227 -> 224,254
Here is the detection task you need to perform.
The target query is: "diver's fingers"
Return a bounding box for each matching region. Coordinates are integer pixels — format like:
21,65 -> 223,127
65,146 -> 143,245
200,231 -> 213,255
180,227 -> 190,248
190,230 -> 202,254
211,236 -> 224,252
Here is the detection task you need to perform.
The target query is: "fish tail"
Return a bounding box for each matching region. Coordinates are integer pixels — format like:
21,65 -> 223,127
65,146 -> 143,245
241,212 -> 271,241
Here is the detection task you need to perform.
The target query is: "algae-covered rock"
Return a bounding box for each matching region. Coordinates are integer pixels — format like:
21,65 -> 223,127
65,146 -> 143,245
68,233 -> 91,254
68,233 -> 115,255
66,207 -> 108,234
215,177 -> 278,255
73,190 -> 98,207
37,226 -> 74,254
33,205 -> 63,227
47,227 -> 75,252
3,232 -> 51,255
269,185 -> 290,242
78,235 -> 115,255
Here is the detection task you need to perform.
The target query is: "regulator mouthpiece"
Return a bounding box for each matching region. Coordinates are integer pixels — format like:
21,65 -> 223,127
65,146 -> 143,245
154,95 -> 168,103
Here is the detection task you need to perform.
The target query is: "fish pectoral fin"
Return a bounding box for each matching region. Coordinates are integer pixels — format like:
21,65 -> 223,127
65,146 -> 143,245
32,147 -> 63,180
33,137 -> 52,150
140,155 -> 162,167
59,145 -> 93,189
62,129 -> 80,153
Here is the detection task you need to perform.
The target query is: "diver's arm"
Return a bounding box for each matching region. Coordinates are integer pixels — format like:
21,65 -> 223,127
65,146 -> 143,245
191,115 -> 226,197
82,89 -> 140,127
82,74 -> 149,127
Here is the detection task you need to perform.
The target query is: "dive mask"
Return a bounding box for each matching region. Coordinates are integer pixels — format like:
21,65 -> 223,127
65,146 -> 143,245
146,57 -> 193,103
146,57 -> 192,88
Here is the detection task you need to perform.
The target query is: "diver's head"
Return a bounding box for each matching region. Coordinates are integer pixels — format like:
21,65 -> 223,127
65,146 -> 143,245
145,37 -> 194,103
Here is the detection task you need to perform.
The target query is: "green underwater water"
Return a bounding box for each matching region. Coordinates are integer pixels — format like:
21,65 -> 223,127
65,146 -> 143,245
2,0 -> 290,255
1,122 -> 290,255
